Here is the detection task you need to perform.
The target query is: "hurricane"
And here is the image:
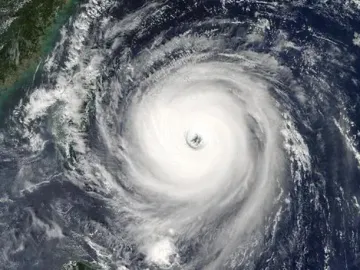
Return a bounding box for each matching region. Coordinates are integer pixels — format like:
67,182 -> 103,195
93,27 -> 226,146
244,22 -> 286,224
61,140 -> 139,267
1,0 -> 360,269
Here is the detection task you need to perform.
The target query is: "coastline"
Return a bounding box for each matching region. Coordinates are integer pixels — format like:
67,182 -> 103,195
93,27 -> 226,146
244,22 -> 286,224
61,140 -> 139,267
0,0 -> 79,117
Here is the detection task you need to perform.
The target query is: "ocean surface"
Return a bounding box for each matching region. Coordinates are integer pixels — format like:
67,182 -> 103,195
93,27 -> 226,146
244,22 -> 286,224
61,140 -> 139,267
1,0 -> 360,269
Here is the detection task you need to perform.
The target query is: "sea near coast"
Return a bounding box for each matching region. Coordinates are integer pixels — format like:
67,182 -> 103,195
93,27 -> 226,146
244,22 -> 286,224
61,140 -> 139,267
0,0 -> 98,269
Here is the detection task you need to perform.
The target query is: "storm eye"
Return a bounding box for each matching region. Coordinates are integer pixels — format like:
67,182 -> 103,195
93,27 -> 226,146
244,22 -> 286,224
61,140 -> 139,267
186,131 -> 205,150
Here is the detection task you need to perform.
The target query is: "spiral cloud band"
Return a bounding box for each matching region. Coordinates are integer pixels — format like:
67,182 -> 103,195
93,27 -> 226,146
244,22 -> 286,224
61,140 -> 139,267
5,0 -> 360,269
120,58 -> 284,267
127,61 -> 281,200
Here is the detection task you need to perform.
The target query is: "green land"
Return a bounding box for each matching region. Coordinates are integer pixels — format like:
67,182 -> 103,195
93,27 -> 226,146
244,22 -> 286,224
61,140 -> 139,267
0,0 -> 100,268
0,0 -> 79,117
0,0 -> 74,87
0,0 -> 78,86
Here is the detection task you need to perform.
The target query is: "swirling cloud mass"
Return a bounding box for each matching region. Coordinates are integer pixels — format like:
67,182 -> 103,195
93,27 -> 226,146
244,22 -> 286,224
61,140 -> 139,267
1,1 -> 360,270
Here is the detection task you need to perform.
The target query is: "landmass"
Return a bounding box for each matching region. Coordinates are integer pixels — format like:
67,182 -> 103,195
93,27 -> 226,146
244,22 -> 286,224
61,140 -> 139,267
0,0 -> 101,268
0,0 -> 75,90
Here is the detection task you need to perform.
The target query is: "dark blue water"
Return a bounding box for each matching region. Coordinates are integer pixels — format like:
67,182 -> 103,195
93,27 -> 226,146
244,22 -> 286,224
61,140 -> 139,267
1,1 -> 360,269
